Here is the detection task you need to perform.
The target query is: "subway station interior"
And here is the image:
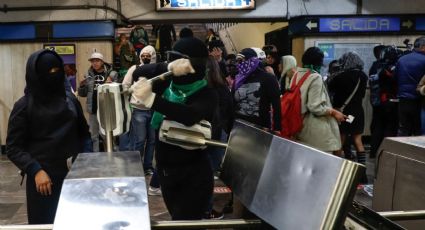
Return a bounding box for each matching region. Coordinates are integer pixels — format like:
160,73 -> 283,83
1,0 -> 425,229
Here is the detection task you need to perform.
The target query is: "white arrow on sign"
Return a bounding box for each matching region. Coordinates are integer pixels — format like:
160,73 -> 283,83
306,21 -> 318,30
402,20 -> 413,29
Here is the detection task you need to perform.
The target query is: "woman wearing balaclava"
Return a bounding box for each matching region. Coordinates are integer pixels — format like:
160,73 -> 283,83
131,37 -> 219,220
6,49 -> 91,224
327,51 -> 368,177
121,45 -> 157,175
233,48 -> 281,134
292,47 -> 346,153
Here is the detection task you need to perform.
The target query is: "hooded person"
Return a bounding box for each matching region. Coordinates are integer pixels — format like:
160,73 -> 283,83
233,48 -> 282,134
280,55 -> 297,94
131,37 -> 219,220
120,45 -> 158,174
6,49 -> 91,224
327,51 -> 368,173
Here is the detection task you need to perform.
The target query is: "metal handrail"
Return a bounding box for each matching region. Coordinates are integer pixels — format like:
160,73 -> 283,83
0,219 -> 262,230
378,210 -> 425,221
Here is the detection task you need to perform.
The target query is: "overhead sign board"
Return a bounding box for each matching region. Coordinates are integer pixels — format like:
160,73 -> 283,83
319,17 -> 400,32
156,0 -> 255,11
289,15 -> 425,35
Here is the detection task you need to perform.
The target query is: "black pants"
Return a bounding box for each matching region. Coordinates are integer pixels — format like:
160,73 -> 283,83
370,103 -> 398,157
26,168 -> 67,224
397,99 -> 422,137
158,158 -> 213,221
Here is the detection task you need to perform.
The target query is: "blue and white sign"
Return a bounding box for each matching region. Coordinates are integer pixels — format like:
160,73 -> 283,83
156,0 -> 255,10
416,17 -> 425,31
319,17 -> 400,32
318,43 -> 335,60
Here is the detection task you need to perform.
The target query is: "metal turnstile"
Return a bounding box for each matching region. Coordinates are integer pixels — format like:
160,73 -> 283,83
220,120 -> 365,230
53,151 -> 150,230
373,136 -> 425,230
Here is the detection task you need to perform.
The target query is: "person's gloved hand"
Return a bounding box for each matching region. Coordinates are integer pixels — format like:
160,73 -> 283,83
130,78 -> 156,108
167,58 -> 195,76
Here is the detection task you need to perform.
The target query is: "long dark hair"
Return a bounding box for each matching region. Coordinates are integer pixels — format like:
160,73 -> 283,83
206,56 -> 226,88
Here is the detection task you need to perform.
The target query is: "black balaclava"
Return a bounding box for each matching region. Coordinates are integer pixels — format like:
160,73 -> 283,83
171,37 -> 209,85
25,49 -> 66,100
23,49 -> 81,161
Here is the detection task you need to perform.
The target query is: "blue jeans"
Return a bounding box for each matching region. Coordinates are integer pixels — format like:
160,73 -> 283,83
129,109 -> 156,171
207,131 -> 228,172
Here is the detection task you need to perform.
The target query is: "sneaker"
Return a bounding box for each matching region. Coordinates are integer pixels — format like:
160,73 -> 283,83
148,186 -> 162,196
144,169 -> 154,176
208,209 -> 224,220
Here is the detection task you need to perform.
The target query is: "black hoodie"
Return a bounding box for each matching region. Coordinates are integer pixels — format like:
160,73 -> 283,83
6,50 -> 91,177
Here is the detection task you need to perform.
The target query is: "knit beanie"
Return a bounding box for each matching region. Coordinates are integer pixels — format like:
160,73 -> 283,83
172,37 -> 208,84
173,37 -> 209,58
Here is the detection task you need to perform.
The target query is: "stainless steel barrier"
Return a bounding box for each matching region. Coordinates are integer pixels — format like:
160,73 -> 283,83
221,120 -> 365,230
373,136 -> 425,229
53,151 -> 150,230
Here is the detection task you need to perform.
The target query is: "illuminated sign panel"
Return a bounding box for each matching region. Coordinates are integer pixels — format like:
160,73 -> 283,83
319,17 -> 400,32
156,0 -> 255,10
44,45 -> 75,55
416,17 -> 425,31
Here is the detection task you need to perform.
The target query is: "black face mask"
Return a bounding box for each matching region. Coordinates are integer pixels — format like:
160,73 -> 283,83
142,58 -> 151,64
36,52 -> 65,91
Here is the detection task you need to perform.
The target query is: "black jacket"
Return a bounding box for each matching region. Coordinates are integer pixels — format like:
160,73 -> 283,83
6,50 -> 91,178
232,68 -> 282,131
133,63 -> 219,168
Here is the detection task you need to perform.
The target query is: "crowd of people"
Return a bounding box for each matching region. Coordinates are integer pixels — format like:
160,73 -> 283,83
5,25 -> 425,224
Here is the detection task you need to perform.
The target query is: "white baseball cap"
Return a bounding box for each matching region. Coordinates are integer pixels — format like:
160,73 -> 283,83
251,47 -> 266,60
88,52 -> 104,61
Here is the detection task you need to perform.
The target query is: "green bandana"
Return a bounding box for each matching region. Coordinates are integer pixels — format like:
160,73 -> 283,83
151,79 -> 208,129
303,64 -> 321,73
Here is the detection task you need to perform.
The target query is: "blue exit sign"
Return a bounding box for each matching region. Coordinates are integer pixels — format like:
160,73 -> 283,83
416,17 -> 425,31
157,0 -> 255,10
320,17 -> 400,32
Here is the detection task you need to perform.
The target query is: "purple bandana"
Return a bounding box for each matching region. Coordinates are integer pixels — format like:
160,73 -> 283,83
234,57 -> 260,90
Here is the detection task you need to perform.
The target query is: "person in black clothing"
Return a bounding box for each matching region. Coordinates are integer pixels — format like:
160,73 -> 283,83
369,46 -> 401,158
6,49 -> 92,224
205,56 -> 233,173
328,52 -> 368,169
131,37 -> 218,220
233,48 -> 281,134
204,56 -> 233,219
369,45 -> 387,76
179,27 -> 193,38
152,24 -> 176,61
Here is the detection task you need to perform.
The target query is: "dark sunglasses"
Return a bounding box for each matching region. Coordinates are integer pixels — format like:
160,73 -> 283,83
166,50 -> 190,62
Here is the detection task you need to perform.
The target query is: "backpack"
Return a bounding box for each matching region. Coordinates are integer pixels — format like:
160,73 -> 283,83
370,46 -> 401,106
369,63 -> 397,107
280,70 -> 310,139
